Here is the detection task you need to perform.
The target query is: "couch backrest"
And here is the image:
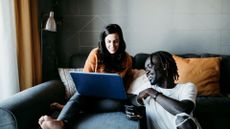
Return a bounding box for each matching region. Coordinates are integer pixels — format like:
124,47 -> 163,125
69,54 -> 88,68
132,53 -> 230,94
69,53 -> 230,94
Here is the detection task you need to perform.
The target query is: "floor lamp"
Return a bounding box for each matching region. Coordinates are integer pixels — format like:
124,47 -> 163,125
41,11 -> 59,82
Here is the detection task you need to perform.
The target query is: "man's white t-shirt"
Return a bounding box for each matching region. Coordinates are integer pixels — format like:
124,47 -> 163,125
128,74 -> 197,129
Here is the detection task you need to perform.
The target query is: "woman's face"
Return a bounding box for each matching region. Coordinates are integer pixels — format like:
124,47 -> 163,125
105,33 -> 120,54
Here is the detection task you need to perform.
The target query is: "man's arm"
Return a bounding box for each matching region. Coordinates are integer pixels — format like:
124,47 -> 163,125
137,88 -> 195,115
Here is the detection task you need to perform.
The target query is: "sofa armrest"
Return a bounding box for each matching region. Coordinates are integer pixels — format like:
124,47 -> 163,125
0,80 -> 65,129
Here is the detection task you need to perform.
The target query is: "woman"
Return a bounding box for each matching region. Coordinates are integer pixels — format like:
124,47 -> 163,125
38,24 -> 132,129
135,51 -> 201,129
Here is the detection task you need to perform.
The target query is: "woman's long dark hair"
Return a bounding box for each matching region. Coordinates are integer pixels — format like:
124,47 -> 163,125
98,24 -> 127,72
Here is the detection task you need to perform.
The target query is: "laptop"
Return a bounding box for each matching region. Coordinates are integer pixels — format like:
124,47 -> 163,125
70,72 -> 127,100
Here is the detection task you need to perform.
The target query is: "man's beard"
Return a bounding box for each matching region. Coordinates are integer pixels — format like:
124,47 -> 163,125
148,74 -> 157,85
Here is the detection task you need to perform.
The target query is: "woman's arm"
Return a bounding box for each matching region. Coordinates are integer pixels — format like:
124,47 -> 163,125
118,53 -> 132,78
83,48 -> 98,72
120,53 -> 133,89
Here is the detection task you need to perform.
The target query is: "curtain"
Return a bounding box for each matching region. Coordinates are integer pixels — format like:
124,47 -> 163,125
14,0 -> 42,90
0,0 -> 20,100
0,0 -> 41,100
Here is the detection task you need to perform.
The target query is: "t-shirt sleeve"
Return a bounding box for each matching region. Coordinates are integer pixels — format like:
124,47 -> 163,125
179,82 -> 197,105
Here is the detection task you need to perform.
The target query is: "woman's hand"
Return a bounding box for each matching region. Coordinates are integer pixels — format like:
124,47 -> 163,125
137,88 -> 158,104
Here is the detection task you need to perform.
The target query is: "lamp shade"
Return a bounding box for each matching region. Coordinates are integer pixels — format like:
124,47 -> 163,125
44,11 -> 57,32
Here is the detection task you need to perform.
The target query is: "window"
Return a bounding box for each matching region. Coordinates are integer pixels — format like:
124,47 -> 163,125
0,0 -> 19,100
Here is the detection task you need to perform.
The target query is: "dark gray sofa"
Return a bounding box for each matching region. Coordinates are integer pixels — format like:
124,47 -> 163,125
0,53 -> 145,129
0,80 -> 143,129
1,52 -> 230,129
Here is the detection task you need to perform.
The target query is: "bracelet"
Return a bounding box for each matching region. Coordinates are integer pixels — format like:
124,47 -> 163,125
152,91 -> 161,100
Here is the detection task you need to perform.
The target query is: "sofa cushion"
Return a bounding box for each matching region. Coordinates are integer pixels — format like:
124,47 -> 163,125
177,53 -> 230,94
132,53 -> 149,69
69,54 -> 88,68
173,55 -> 221,96
219,55 -> 230,94
194,96 -> 230,129
58,68 -> 82,98
195,96 -> 230,113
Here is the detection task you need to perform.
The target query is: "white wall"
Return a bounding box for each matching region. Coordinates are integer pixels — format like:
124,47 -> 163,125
57,0 -> 230,65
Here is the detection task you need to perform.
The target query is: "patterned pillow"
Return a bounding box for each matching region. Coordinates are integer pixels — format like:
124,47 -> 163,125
58,68 -> 83,99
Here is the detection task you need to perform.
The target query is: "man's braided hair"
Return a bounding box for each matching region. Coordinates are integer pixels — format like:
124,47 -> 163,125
150,51 -> 179,81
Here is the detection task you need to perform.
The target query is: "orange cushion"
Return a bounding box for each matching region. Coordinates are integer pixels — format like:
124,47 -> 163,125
173,55 -> 222,96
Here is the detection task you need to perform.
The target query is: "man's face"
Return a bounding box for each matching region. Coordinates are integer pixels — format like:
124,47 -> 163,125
145,56 -> 164,85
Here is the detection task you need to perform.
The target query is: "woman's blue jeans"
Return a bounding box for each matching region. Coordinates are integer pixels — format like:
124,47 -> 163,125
57,93 -> 126,123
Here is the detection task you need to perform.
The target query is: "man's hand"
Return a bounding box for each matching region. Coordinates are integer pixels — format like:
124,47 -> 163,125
124,105 -> 143,121
137,88 -> 158,104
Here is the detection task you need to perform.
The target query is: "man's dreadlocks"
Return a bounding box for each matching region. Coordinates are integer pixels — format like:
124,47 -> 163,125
150,51 -> 179,81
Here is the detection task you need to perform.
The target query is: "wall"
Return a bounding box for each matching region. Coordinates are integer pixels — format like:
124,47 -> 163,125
39,0 -> 230,66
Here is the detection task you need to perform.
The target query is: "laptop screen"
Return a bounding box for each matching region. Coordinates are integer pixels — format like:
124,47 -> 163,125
70,72 -> 127,100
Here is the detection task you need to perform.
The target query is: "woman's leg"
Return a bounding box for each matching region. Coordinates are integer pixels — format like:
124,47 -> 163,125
39,93 -> 124,129
85,98 -> 124,112
39,93 -> 83,129
57,93 -> 82,121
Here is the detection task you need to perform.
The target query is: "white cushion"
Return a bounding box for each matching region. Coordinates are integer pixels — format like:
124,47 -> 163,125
58,68 -> 83,99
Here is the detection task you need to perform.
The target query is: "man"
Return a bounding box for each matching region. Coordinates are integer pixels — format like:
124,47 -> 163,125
134,51 -> 201,129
